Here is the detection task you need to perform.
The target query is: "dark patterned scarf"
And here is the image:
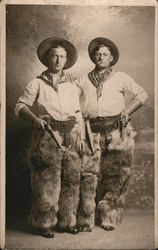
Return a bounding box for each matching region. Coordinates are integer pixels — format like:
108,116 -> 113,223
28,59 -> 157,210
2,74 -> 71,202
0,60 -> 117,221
88,67 -> 112,98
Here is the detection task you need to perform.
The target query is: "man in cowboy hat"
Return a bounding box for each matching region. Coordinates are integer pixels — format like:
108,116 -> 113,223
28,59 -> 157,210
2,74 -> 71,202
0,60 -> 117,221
76,37 -> 148,232
15,37 -> 85,238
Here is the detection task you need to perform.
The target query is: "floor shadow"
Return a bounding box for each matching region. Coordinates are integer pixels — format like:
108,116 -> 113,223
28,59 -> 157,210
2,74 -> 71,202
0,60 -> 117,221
6,208 -> 35,235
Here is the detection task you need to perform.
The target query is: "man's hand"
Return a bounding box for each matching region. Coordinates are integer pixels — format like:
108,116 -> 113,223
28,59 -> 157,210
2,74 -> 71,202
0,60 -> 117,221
78,139 -> 86,155
120,110 -> 129,127
33,117 -> 48,130
19,106 -> 48,130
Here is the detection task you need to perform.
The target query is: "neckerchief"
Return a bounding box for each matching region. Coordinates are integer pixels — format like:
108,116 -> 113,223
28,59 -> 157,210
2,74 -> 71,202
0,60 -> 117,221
37,70 -> 76,91
88,67 -> 112,98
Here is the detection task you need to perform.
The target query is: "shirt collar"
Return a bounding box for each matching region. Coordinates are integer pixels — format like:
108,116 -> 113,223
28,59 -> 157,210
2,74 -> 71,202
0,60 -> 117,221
38,70 -> 68,85
37,70 -> 72,91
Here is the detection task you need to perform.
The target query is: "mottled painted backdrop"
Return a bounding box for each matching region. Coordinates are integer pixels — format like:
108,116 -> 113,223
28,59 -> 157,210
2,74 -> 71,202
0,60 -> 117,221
6,5 -> 154,210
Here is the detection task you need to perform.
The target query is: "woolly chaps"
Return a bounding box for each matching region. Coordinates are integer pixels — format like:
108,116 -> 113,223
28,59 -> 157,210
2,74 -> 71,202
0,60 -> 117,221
97,123 -> 136,229
27,124 -> 81,231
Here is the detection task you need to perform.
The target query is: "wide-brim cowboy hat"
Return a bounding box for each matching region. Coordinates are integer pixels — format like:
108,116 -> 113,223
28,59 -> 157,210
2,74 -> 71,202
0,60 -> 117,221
88,37 -> 119,66
37,37 -> 78,69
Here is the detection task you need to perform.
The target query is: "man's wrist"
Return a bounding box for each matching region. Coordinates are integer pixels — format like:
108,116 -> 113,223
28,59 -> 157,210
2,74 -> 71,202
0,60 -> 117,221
126,99 -> 142,116
19,106 -> 38,123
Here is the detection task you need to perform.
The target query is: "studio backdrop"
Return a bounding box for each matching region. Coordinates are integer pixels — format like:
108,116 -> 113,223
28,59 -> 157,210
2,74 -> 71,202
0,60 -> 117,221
6,5 -> 154,212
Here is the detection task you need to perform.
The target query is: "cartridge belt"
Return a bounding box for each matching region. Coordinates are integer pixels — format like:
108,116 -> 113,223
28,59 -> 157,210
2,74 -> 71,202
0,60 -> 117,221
49,118 -> 76,131
89,115 -> 121,134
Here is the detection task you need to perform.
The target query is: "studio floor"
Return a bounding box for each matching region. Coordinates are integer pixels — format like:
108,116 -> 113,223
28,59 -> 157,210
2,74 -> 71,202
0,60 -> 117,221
5,208 -> 155,250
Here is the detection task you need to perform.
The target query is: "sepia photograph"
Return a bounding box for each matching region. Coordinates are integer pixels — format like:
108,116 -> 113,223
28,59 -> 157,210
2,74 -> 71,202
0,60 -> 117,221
0,0 -> 158,249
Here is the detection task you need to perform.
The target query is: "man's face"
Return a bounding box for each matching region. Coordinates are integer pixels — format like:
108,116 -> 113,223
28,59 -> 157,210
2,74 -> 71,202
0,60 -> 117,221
48,47 -> 67,73
94,46 -> 113,69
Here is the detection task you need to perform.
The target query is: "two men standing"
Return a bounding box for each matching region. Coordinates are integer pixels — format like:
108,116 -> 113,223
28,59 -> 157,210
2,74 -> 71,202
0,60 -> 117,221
15,36 -> 148,237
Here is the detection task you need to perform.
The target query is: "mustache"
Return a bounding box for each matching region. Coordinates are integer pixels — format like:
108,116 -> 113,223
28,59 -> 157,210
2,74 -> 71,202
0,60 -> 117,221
97,60 -> 106,64
55,63 -> 63,66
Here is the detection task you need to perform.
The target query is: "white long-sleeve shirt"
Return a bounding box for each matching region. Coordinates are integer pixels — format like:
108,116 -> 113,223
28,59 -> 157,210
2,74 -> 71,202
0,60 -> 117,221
15,70 -> 83,122
76,70 -> 148,118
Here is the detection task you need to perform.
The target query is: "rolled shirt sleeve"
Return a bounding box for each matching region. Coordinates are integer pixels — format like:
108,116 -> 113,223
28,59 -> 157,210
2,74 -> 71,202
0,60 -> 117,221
122,72 -> 148,104
15,79 -> 39,116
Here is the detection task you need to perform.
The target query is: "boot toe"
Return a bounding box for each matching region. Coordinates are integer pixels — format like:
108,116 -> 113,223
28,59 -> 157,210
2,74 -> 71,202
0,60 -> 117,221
102,225 -> 115,231
39,228 -> 55,238
78,225 -> 92,232
67,226 -> 79,234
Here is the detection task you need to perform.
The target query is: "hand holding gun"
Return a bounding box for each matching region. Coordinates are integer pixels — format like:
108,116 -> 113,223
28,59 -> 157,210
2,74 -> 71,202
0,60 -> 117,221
44,123 -> 66,151
120,99 -> 142,140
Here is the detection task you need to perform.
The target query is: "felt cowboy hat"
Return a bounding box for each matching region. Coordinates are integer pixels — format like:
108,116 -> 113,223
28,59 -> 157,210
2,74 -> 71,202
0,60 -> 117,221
37,37 -> 78,69
88,37 -> 119,66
